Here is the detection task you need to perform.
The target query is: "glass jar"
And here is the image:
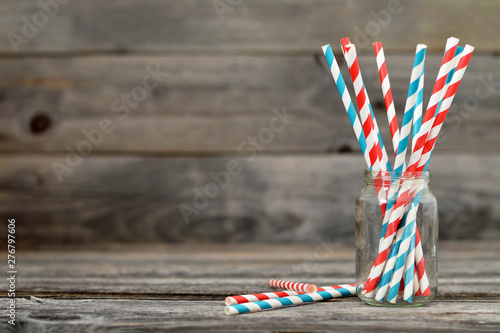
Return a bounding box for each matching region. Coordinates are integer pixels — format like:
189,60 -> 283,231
355,170 -> 438,306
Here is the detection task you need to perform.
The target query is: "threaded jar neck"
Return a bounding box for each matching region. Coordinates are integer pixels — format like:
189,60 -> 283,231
363,170 -> 431,185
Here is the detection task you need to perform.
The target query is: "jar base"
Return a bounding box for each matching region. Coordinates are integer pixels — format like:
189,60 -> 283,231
357,288 -> 437,307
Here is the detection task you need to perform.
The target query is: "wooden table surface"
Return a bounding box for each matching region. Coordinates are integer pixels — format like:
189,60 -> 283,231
1,241 -> 500,332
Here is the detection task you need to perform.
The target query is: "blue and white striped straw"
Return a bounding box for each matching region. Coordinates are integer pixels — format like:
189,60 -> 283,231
322,44 -> 372,169
411,52 -> 427,153
395,45 -> 427,173
402,202 -> 418,302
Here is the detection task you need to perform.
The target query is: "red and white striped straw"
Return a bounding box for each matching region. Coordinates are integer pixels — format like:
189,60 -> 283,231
340,41 -> 383,172
225,283 -> 356,306
340,40 -> 390,172
225,290 -> 300,306
407,37 -> 459,172
414,226 -> 431,295
374,41 -> 400,156
417,45 -> 474,170
268,279 -> 317,293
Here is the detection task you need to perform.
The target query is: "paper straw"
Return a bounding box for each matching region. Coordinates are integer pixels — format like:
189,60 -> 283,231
225,290 -> 301,306
374,42 -> 400,156
321,44 -> 372,169
402,218 -> 417,302
225,284 -> 356,315
411,45 -> 429,153
225,283 -> 356,306
412,253 -> 420,296
414,225 -> 430,295
411,73 -> 425,153
268,279 -> 317,293
395,44 -> 427,173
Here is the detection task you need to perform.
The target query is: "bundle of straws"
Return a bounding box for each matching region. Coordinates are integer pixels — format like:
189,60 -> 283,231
225,279 -> 356,315
322,36 -> 474,303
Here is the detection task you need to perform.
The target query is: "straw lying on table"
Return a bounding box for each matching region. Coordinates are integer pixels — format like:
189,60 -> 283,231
321,37 -> 474,303
268,279 -> 317,293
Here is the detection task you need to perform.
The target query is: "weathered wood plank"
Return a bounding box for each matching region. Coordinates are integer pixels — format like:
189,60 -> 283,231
0,0 -> 499,54
1,297 -> 500,333
0,54 -> 498,153
0,242 -> 499,332
0,154 -> 499,245
4,242 -> 499,296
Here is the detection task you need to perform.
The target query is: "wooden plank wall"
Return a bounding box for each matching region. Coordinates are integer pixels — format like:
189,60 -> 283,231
0,0 -> 499,246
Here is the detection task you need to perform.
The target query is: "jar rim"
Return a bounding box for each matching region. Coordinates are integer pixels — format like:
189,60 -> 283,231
363,170 -> 431,182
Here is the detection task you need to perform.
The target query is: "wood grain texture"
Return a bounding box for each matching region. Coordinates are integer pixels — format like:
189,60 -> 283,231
0,0 -> 498,250
0,242 -> 499,332
0,298 -> 498,333
0,54 -> 498,153
0,0 -> 499,54
1,154 -> 499,245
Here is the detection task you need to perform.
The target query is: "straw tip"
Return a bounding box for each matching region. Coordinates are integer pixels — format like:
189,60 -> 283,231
307,285 -> 318,293
447,36 -> 460,46
224,306 -> 233,316
224,297 -> 233,306
343,42 -> 354,52
464,44 -> 475,52
321,44 -> 330,52
340,37 -> 351,46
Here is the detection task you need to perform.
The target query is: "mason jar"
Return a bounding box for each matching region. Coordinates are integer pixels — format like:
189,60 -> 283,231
355,170 -> 438,306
